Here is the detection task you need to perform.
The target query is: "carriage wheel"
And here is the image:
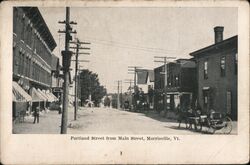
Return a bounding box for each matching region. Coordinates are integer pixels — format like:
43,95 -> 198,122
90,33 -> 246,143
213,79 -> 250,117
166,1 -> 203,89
195,119 -> 202,132
222,116 -> 233,134
207,126 -> 216,134
186,120 -> 191,129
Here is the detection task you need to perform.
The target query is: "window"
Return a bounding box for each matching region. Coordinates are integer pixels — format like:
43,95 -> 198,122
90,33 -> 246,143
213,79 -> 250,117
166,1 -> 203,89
220,57 -> 226,77
235,53 -> 238,74
13,47 -> 19,74
20,15 -> 25,41
203,90 -> 209,107
25,56 -> 29,76
13,8 -> 18,33
27,58 -> 31,78
204,60 -> 208,79
19,53 -> 25,75
175,75 -> 180,86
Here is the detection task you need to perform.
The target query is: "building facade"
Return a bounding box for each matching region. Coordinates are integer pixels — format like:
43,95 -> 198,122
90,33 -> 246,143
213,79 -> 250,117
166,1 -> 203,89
13,7 -> 56,89
190,26 -> 237,120
154,59 -> 196,113
12,7 -> 57,118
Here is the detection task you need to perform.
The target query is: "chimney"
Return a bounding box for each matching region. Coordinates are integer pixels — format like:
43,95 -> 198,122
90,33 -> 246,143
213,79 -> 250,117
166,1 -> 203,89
214,26 -> 224,43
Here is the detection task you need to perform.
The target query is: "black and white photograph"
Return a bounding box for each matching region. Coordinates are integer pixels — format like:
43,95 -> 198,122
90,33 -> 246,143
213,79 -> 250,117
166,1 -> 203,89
12,6 -> 238,135
0,0 -> 249,164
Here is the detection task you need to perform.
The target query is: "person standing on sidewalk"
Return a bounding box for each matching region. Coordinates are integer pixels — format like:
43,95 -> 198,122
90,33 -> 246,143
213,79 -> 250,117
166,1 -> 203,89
33,106 -> 40,124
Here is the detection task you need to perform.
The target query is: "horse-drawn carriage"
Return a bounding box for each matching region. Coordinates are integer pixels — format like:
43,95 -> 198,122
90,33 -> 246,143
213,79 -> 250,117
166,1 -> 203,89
178,109 -> 233,134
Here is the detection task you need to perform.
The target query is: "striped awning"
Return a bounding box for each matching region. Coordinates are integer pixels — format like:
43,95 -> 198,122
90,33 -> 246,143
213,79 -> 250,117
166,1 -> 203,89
37,89 -> 50,101
12,81 -> 32,102
47,92 -> 58,102
31,88 -> 47,102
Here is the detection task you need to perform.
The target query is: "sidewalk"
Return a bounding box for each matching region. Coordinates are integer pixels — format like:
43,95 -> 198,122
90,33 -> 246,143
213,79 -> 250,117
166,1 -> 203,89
13,110 -> 62,134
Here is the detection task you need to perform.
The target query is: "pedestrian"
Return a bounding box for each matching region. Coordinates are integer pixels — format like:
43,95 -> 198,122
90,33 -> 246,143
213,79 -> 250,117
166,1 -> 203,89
33,106 -> 40,124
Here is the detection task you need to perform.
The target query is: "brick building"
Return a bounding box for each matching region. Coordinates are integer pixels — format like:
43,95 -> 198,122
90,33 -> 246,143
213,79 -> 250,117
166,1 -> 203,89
154,59 -> 196,114
190,26 -> 237,120
12,7 -> 58,120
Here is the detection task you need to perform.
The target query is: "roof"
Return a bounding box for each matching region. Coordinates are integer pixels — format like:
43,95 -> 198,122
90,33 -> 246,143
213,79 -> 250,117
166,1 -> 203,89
181,60 -> 196,68
154,58 -> 195,70
190,35 -> 237,57
21,7 -> 57,51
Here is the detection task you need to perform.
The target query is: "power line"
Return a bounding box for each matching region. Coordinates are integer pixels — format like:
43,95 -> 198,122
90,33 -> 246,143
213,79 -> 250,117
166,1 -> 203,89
83,36 -> 177,52
82,37 -> 178,54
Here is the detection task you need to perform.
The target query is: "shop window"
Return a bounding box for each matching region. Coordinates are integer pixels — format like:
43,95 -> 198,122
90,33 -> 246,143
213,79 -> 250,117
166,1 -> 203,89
220,57 -> 226,77
204,60 -> 208,79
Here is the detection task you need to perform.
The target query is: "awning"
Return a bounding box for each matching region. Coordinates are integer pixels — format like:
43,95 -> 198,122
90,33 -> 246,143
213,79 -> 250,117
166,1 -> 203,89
45,91 -> 58,102
12,81 -> 32,102
148,70 -> 155,82
38,89 -> 52,102
45,92 -> 55,102
49,92 -> 59,101
31,88 -> 47,102
137,69 -> 148,84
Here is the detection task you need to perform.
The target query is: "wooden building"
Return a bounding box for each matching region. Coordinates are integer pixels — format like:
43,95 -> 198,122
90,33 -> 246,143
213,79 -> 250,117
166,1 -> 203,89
154,59 -> 196,114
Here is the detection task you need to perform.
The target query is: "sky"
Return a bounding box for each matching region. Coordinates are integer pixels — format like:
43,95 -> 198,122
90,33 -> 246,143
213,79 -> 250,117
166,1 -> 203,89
39,7 -> 237,93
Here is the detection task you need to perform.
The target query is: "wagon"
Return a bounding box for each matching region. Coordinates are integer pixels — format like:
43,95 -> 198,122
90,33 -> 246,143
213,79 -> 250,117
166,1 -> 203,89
188,112 -> 233,134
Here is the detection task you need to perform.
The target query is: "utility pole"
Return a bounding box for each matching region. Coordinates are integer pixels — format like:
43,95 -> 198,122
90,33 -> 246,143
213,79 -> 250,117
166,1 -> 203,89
128,66 -> 142,110
70,39 -> 90,120
154,56 -> 176,113
115,80 -> 122,110
77,67 -> 87,107
58,7 -> 77,134
120,80 -> 123,109
124,79 -> 134,93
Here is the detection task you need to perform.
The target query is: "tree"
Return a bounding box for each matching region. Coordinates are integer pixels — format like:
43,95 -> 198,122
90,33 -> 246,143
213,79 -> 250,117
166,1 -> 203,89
78,69 -> 107,106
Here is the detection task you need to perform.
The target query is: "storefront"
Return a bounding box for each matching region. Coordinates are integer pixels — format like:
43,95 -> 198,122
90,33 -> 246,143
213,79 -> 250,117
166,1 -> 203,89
12,81 -> 32,122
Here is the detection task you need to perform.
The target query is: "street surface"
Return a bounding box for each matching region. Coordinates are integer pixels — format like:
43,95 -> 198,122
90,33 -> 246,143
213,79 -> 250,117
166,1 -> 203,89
13,107 -> 237,134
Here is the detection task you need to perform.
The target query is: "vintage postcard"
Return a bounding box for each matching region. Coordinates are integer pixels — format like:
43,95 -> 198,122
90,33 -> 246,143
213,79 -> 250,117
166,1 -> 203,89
0,0 -> 249,164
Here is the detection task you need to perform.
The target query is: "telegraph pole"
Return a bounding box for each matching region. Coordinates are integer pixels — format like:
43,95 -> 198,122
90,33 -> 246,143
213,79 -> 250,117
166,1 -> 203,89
74,39 -> 80,120
58,7 -> 77,134
120,80 -> 123,109
70,39 -> 90,120
115,80 -> 122,110
154,56 -> 176,113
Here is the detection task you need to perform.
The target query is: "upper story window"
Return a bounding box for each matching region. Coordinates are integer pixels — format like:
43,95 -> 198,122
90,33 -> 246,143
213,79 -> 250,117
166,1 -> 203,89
176,75 -> 180,86
220,57 -> 226,77
235,53 -> 238,74
204,60 -> 208,79
13,8 -> 18,33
